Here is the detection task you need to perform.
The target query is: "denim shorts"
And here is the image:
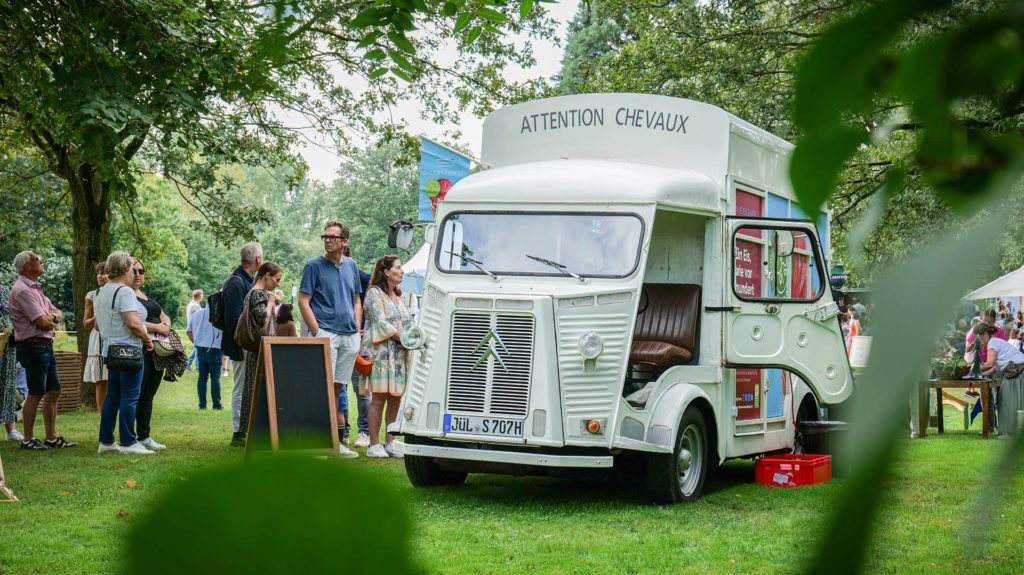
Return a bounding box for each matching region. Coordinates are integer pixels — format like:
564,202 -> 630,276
16,342 -> 61,396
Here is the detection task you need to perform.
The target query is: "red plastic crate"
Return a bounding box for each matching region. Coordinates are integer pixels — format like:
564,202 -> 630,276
755,454 -> 832,488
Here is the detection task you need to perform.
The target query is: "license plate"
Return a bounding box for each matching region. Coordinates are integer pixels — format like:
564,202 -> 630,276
443,414 -> 524,438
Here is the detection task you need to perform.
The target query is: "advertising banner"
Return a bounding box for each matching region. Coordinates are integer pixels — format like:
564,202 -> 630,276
419,137 -> 471,222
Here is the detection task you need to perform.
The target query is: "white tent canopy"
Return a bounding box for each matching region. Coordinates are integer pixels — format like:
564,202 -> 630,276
965,265 -> 1024,300
400,243 -> 430,295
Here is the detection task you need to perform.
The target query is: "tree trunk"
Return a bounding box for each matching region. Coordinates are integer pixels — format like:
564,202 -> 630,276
67,164 -> 112,410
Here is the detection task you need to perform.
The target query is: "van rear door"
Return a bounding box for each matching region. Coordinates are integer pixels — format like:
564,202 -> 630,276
724,218 -> 852,405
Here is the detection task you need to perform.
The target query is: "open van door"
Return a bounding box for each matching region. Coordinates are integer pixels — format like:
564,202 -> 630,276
725,218 -> 853,405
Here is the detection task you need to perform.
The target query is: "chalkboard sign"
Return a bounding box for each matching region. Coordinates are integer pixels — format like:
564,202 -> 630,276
246,337 -> 339,457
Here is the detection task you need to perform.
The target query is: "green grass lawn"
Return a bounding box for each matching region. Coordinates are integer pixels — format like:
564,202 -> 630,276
1,374 -> 1021,575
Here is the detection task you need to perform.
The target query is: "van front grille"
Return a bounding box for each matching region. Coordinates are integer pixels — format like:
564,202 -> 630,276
447,311 -> 534,417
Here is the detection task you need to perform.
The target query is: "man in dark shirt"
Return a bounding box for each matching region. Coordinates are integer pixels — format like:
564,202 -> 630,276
223,242 -> 262,447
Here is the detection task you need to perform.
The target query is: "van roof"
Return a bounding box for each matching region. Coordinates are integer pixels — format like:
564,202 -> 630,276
444,160 -> 722,214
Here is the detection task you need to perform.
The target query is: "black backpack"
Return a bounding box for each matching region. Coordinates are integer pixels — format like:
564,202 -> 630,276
207,289 -> 226,330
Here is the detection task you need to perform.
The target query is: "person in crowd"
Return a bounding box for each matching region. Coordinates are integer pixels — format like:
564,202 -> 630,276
1009,327 -> 1024,353
298,221 -> 361,459
360,255 -> 412,459
187,298 -> 224,410
237,262 -> 283,434
966,308 -> 1006,366
846,309 -> 861,357
223,242 -> 262,447
343,245 -> 371,448
132,258 -> 171,451
1015,311 -> 1023,331
222,355 -> 231,378
0,285 -> 24,442
9,251 -> 76,450
95,251 -> 154,455
82,261 -> 110,409
974,322 -> 1024,434
275,303 -> 297,337
184,290 -> 203,371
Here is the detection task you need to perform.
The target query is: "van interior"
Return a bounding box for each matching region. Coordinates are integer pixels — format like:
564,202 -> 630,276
623,210 -> 707,408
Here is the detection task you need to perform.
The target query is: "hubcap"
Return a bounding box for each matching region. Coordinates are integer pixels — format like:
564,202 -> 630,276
677,424 -> 703,496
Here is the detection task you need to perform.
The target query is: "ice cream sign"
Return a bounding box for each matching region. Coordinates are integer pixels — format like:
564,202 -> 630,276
419,137 -> 471,222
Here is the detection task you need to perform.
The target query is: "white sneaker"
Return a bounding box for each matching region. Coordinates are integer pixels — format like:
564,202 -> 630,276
139,437 -> 166,450
384,442 -> 403,459
5,429 -> 24,442
354,432 -> 370,448
121,442 -> 154,455
366,444 -> 389,458
97,443 -> 121,454
338,443 -> 359,459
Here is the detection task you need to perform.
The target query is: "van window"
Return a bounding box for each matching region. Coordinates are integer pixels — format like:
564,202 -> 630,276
437,212 -> 644,278
733,226 -> 822,302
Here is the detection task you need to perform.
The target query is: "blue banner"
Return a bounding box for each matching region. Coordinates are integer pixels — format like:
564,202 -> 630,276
419,138 -> 471,222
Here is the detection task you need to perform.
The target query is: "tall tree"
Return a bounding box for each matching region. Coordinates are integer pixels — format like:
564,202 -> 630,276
554,0 -> 1016,285
0,0 -> 555,360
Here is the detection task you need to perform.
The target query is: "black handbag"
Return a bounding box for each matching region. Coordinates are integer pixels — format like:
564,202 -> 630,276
103,286 -> 143,371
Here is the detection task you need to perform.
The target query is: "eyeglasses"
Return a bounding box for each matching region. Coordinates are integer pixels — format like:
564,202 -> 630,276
321,235 -> 345,242
133,268 -> 146,275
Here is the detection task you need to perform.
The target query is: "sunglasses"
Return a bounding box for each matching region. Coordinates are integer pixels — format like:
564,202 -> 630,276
320,235 -> 345,242
133,268 -> 146,275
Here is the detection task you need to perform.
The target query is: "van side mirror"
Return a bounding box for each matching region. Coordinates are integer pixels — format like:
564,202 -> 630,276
388,220 -> 415,250
774,230 -> 795,258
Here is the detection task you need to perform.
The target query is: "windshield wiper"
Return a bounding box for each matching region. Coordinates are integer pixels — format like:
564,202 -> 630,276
445,250 -> 498,280
525,254 -> 585,283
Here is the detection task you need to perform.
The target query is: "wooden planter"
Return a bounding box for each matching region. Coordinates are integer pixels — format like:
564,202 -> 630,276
32,351 -> 81,413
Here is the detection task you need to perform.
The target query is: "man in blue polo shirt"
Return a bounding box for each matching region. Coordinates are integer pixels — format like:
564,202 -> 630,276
298,220 -> 362,459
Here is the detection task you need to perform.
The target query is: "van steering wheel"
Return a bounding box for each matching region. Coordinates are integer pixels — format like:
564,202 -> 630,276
638,287 -> 650,314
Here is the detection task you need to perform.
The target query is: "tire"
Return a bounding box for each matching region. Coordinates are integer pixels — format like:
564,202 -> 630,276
645,406 -> 709,504
403,437 -> 468,488
793,395 -> 819,455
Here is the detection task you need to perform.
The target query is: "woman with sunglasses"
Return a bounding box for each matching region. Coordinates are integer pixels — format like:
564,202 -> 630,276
132,258 -> 172,451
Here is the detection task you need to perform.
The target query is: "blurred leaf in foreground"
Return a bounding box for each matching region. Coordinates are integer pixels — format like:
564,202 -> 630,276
126,456 -> 413,574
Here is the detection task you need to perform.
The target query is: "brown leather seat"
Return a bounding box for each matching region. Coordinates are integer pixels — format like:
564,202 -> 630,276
630,283 -> 701,368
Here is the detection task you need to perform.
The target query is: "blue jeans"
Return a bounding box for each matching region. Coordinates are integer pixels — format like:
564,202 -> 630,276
196,347 -> 223,408
351,367 -> 369,434
99,363 -> 144,446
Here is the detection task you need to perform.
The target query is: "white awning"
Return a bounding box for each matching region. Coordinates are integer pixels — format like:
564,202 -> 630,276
965,266 -> 1024,300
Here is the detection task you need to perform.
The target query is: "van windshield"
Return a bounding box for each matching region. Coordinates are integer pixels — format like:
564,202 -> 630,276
436,212 -> 644,278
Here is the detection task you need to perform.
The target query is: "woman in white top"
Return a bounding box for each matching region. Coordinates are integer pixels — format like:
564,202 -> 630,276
976,322 -> 1024,376
93,251 -> 154,455
82,261 -> 109,409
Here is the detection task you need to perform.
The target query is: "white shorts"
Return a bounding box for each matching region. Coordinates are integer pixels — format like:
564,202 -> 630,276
312,329 -> 360,385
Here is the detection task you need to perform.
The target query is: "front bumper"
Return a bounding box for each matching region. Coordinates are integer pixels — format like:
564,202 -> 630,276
394,440 -> 614,468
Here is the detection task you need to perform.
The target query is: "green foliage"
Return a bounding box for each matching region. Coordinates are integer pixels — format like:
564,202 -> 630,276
790,1 -> 1024,572
126,456 -> 412,575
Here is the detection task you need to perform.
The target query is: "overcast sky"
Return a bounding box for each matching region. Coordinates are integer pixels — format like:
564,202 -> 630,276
299,1 -> 581,182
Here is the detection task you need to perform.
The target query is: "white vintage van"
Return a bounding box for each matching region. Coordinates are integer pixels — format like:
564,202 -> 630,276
392,93 -> 853,502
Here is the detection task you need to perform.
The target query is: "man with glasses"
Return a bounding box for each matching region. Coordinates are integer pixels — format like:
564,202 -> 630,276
223,242 -> 262,447
8,251 -> 77,450
298,221 -> 362,459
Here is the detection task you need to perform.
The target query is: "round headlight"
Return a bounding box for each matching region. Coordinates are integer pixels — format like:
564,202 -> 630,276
401,324 -> 426,349
578,331 -> 604,359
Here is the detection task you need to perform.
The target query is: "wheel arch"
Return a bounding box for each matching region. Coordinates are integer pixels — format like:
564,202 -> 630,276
646,383 -> 721,465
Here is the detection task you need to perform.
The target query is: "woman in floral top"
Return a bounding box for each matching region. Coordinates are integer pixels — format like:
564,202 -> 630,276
359,255 -> 411,458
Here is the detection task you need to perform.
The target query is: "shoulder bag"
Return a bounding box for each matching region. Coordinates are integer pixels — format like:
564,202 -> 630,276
234,290 -> 276,353
104,286 -> 143,371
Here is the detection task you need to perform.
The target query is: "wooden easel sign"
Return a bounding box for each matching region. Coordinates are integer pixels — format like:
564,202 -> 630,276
245,337 -> 340,459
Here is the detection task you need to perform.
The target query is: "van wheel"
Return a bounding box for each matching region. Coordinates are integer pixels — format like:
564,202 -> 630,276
403,437 -> 468,487
645,406 -> 709,503
404,455 -> 468,487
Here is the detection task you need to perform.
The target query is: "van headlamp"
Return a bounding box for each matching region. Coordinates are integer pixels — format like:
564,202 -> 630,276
401,324 -> 426,350
578,331 -> 604,359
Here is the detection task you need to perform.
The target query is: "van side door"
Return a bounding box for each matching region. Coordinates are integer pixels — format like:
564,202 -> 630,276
725,218 -> 853,405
